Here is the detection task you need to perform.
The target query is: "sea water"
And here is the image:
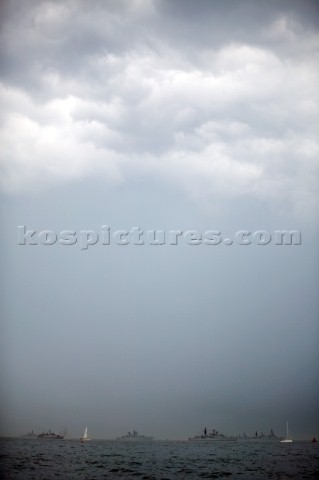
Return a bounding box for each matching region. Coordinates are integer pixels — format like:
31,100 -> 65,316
1,437 -> 318,479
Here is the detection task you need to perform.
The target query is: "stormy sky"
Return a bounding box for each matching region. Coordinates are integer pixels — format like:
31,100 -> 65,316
0,0 -> 318,440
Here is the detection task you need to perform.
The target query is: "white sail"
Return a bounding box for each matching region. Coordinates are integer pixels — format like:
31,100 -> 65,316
280,421 -> 293,443
80,426 -> 91,442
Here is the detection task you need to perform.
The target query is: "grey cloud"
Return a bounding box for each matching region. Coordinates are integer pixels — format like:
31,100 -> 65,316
0,2 -> 319,436
1,0 -> 318,92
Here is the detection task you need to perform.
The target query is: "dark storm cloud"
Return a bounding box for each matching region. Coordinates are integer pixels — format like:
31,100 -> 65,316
1,0 -> 318,96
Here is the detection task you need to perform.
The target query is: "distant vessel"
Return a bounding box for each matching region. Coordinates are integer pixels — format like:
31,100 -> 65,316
189,427 -> 236,442
80,427 -> 91,443
38,429 -> 65,440
20,430 -> 38,438
238,429 -> 282,442
280,422 -> 293,443
117,430 -> 153,441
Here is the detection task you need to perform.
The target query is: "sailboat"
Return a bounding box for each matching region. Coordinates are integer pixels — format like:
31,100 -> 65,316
280,422 -> 293,443
80,427 -> 91,443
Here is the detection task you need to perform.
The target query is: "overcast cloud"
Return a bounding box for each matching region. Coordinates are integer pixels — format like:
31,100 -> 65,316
1,0 -> 318,217
0,1 -> 318,440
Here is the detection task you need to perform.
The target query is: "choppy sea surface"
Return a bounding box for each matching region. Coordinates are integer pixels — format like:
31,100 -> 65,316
1,438 -> 318,479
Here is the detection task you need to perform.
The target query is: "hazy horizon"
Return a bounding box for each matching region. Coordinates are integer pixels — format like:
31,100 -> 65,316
1,0 -> 318,442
